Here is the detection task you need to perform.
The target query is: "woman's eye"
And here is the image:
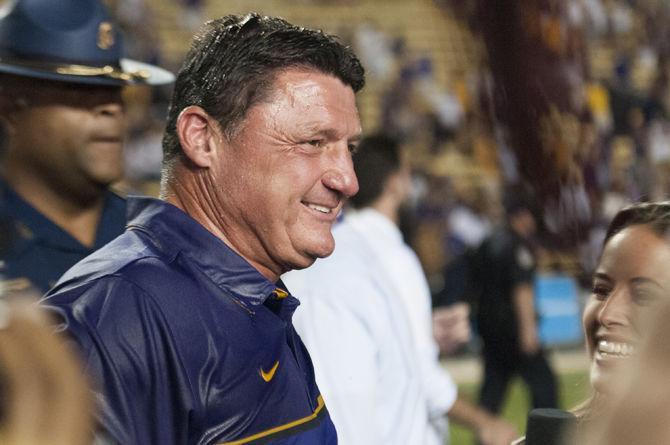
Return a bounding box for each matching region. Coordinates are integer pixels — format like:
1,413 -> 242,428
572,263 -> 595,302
591,284 -> 610,300
633,289 -> 662,306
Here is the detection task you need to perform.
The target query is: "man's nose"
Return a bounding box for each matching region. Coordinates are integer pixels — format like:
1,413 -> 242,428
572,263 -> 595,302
322,143 -> 359,198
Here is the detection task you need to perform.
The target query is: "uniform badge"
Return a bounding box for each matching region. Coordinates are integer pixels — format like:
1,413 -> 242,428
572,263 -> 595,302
97,21 -> 114,50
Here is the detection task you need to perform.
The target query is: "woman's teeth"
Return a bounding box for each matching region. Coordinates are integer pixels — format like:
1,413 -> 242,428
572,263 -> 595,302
598,340 -> 635,357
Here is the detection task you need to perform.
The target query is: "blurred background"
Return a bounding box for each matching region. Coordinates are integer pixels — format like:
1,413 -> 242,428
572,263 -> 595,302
8,0 -> 669,442
98,0 -> 670,290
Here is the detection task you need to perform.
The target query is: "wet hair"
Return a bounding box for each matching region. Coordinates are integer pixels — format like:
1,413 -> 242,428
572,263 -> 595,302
604,201 -> 670,245
349,134 -> 401,209
161,13 -> 365,169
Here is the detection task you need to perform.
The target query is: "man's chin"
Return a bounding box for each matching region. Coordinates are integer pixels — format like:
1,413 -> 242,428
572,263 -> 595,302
290,244 -> 335,270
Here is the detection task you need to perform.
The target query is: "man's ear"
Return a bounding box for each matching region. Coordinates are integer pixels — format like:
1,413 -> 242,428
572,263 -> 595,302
176,105 -> 223,168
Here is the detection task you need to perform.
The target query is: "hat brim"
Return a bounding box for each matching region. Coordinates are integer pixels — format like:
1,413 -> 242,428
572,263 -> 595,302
0,57 -> 174,86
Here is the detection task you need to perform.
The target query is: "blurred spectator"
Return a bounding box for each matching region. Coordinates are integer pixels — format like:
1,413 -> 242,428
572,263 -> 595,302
0,297 -> 93,445
472,191 -> 558,415
179,0 -> 206,30
448,188 -> 493,252
353,20 -> 395,82
123,116 -> 165,187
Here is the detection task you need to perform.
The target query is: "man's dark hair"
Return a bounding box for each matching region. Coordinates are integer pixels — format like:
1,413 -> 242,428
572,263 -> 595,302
604,201 -> 670,245
349,134 -> 401,209
161,13 -> 365,169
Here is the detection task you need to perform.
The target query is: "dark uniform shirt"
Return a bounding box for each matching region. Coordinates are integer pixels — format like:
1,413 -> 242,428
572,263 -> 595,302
42,197 -> 336,445
474,225 -> 536,345
0,180 -> 126,294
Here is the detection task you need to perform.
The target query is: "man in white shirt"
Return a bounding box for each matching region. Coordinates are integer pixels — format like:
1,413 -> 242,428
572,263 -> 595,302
284,134 -> 518,445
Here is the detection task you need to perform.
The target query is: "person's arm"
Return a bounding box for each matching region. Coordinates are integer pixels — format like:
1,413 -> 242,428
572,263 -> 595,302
447,396 -> 519,445
512,283 -> 539,355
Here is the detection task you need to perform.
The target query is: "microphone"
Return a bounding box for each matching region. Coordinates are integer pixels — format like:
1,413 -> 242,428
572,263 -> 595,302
524,408 -> 577,445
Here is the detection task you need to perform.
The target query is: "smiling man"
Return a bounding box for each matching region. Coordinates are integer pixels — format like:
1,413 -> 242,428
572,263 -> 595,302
0,0 -> 173,294
43,13 -> 364,445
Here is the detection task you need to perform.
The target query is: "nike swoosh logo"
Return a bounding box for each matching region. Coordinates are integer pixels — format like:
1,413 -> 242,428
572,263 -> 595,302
260,361 -> 279,382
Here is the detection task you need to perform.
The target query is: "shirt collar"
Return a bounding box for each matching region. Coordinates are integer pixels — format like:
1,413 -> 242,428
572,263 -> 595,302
126,196 -> 282,308
346,207 -> 404,245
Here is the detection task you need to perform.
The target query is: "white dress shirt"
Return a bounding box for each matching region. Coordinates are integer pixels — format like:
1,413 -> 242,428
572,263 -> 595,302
283,208 -> 457,445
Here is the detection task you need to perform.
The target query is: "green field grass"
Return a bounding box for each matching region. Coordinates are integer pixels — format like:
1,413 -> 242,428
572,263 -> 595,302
448,371 -> 590,444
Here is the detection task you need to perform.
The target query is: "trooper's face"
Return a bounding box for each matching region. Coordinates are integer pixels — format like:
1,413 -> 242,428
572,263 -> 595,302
3,79 -> 126,197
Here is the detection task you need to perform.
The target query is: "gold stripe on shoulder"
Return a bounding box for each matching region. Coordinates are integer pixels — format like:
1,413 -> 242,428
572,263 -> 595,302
219,395 -> 325,445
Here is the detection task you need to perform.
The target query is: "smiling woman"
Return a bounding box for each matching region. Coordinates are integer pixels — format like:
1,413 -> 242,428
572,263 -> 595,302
576,201 -> 670,420
579,293 -> 670,444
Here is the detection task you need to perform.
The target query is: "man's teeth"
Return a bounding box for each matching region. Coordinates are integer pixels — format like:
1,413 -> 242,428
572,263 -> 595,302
307,204 -> 331,214
598,340 -> 635,357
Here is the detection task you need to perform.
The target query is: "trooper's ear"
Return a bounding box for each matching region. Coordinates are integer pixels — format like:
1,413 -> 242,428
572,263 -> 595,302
176,106 -> 224,168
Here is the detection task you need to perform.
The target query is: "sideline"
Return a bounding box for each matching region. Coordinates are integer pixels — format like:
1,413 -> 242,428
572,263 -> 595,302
443,348 -> 589,384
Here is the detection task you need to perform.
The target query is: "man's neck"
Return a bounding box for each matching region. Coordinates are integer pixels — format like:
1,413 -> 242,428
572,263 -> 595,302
4,169 -> 106,248
370,194 -> 399,227
164,175 -> 282,282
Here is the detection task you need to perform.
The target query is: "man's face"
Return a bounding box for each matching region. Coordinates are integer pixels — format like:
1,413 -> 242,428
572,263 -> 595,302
6,81 -> 126,196
210,69 -> 361,279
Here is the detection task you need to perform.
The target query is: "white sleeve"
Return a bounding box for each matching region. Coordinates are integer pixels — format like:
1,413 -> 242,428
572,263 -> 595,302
424,349 -> 458,420
286,271 -> 385,445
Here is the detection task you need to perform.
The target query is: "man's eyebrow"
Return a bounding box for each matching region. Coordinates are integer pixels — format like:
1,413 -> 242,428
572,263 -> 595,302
300,126 -> 360,141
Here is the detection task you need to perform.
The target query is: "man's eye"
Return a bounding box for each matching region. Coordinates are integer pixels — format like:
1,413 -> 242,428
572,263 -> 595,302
348,143 -> 359,154
307,139 -> 323,147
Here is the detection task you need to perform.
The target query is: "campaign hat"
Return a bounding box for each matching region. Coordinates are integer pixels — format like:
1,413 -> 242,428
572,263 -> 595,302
0,0 -> 174,86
